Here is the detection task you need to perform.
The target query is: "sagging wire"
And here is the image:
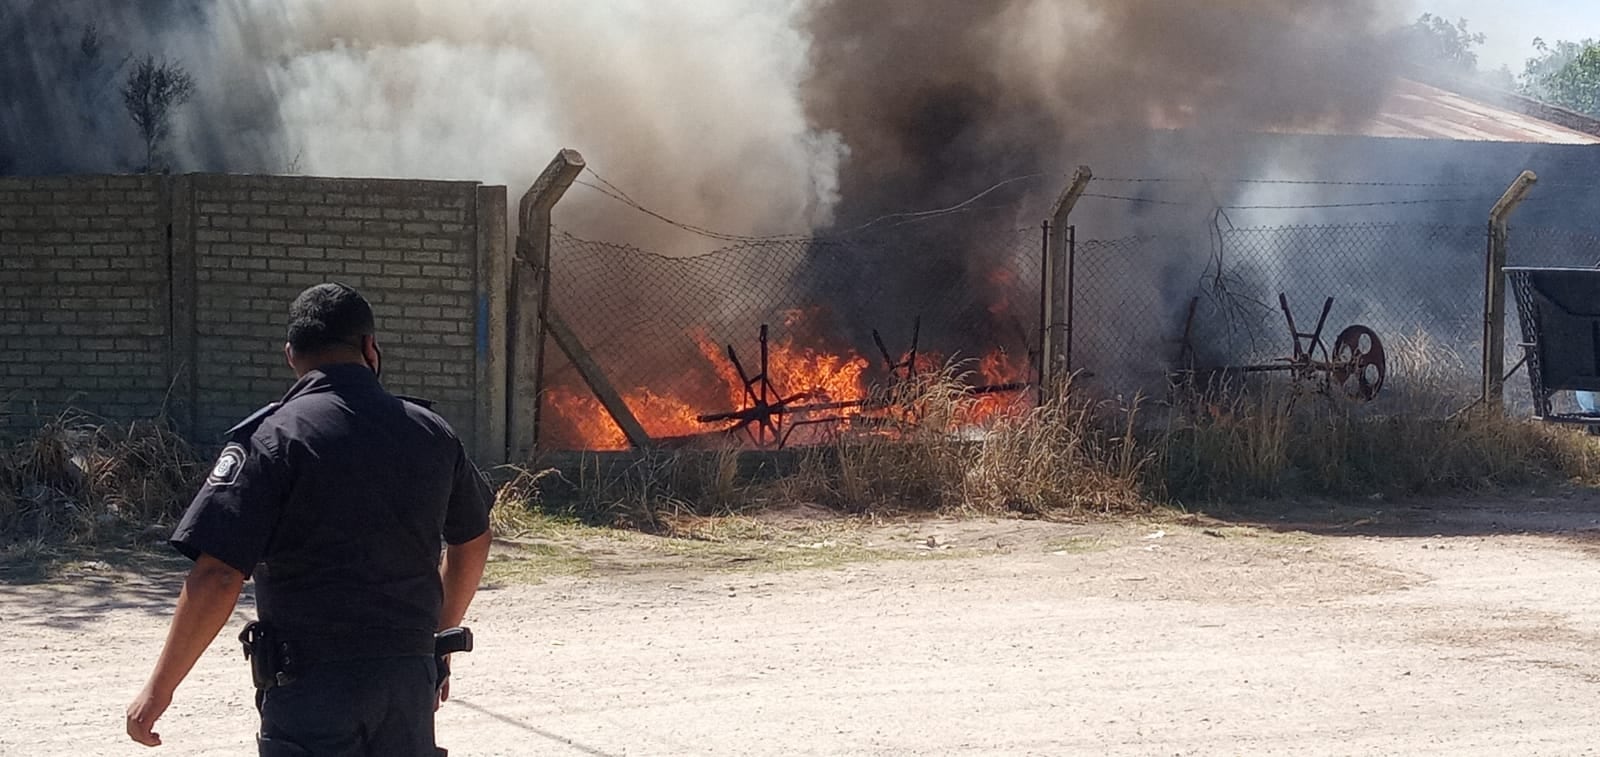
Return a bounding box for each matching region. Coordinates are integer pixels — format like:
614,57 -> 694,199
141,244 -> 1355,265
1079,192 -> 1192,206
574,170 -> 809,244
1093,176 -> 1600,190
576,166 -> 1051,245
1081,192 -> 1490,211
1223,198 -> 1486,210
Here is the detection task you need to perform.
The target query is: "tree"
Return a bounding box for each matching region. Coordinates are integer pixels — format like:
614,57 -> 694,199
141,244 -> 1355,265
1400,13 -> 1486,75
120,55 -> 195,172
1520,38 -> 1600,117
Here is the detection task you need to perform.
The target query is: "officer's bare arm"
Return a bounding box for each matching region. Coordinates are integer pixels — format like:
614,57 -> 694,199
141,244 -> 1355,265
125,554 -> 246,747
438,530 -> 491,630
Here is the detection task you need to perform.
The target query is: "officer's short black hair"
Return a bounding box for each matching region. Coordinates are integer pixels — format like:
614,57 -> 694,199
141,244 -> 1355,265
287,282 -> 376,354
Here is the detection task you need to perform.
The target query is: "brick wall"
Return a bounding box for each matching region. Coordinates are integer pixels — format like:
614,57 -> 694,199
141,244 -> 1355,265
187,176 -> 485,445
0,176 -> 171,433
0,173 -> 509,462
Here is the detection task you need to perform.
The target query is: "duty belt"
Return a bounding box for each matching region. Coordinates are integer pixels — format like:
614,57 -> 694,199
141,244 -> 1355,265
280,631 -> 437,668
239,621 -> 437,691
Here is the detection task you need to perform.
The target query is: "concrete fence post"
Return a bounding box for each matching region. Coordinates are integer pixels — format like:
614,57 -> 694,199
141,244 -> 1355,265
1043,166 -> 1093,393
1483,170 -> 1537,409
475,185 -> 509,466
509,150 -> 585,462
164,174 -> 199,440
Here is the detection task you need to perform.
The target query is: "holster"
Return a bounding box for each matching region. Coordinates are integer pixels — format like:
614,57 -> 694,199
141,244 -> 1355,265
433,626 -> 473,691
239,620 -> 292,692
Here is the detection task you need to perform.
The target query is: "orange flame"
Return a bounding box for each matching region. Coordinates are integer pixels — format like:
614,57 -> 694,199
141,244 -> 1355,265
542,312 -> 1033,451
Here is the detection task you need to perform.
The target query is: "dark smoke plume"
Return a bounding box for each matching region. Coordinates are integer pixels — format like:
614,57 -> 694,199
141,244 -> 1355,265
802,0 -> 1404,225
797,0 -> 1408,380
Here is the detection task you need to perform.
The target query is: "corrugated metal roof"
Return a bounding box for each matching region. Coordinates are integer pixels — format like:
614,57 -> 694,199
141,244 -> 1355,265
1334,78 -> 1600,145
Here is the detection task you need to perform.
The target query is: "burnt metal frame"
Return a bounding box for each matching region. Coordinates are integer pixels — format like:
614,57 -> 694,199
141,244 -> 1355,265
696,320 -> 1032,449
873,316 -> 921,382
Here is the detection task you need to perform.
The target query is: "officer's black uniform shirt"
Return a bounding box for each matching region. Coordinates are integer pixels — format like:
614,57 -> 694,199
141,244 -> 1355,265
171,363 -> 493,647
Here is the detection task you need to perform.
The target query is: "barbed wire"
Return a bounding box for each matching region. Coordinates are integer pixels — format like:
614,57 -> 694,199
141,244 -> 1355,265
572,164 -> 1574,246
1092,175 -> 1598,191
575,166 -> 1050,244
828,173 -> 1049,236
1081,192 -> 1192,207
1083,192 -> 1489,211
1092,176 -> 1486,188
574,172 -> 804,244
1225,197 -> 1488,210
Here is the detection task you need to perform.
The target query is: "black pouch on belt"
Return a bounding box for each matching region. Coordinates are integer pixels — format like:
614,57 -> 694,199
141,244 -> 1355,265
238,620 -> 287,691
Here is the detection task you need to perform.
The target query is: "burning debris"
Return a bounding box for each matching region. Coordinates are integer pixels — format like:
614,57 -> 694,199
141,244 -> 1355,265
688,321 -> 1032,450
541,308 -> 1033,452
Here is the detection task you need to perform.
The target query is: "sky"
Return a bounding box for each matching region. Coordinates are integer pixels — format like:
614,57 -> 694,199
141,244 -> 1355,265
1412,0 -> 1600,73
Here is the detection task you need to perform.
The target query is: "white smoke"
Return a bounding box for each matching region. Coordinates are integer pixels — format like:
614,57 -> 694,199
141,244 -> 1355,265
192,0 -> 845,248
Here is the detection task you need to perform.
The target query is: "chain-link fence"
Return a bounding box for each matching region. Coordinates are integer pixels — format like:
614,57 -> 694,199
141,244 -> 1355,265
1073,222 -> 1600,416
540,220 -> 1043,449
1073,223 -> 1489,410
537,203 -> 1600,450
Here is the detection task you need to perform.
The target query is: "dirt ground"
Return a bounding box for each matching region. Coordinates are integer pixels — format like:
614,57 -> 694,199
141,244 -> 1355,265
8,494 -> 1600,756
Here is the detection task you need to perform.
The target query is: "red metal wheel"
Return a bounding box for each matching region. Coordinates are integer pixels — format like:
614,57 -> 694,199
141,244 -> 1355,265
1331,325 -> 1386,401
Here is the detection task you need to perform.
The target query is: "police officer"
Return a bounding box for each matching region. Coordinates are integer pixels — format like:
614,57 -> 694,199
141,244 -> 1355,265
125,282 -> 495,755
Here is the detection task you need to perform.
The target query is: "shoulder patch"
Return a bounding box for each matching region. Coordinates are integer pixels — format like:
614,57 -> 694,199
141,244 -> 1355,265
396,394 -> 435,410
207,443 -> 247,487
225,402 -> 281,439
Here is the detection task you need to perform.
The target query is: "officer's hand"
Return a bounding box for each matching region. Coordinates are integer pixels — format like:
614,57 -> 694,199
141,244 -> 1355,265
126,684 -> 172,746
435,675 -> 451,712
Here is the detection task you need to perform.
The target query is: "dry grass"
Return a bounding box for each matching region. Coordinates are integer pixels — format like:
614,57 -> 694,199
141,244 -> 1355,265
509,342 -> 1600,527
1152,332 -> 1600,503
769,369 -> 1150,517
501,365 -> 1155,530
964,378 -> 1149,515
12,331 -> 1600,565
0,410 -> 204,552
523,446 -> 756,533
1152,388 -> 1600,502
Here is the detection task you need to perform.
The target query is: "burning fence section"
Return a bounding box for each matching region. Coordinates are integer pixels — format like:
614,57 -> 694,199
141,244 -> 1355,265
534,194 -> 1600,454
539,225 -> 1043,451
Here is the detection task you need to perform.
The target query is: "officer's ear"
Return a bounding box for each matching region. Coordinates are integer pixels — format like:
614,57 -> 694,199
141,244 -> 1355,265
285,342 -> 312,378
362,335 -> 382,379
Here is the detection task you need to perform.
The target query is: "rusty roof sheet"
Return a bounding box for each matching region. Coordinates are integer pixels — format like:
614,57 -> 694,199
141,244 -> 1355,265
1336,78 -> 1599,145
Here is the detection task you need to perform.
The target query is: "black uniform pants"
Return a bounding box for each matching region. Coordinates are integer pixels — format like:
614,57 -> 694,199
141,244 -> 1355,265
256,655 -> 438,757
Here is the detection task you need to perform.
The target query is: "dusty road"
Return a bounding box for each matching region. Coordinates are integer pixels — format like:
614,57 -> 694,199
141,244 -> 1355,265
6,497 -> 1600,756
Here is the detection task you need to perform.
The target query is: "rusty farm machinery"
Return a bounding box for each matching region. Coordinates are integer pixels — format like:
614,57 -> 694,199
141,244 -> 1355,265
1171,293 -> 1387,405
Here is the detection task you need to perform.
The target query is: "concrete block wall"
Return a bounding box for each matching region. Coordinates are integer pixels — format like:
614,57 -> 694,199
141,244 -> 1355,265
185,176 -> 488,447
0,176 -> 172,433
0,173 -> 509,462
